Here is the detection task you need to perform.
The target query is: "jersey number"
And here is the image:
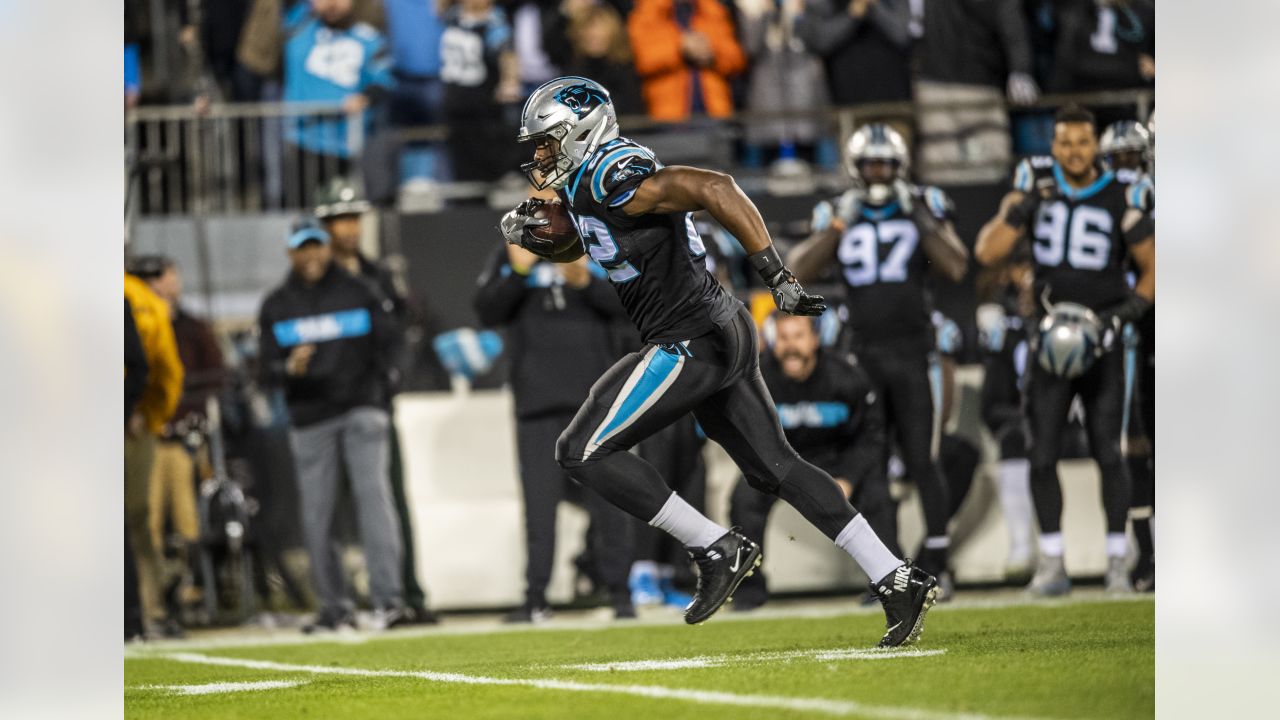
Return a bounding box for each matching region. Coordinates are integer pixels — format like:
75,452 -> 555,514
576,216 -> 640,283
1090,7 -> 1118,54
838,219 -> 918,287
304,37 -> 364,88
1033,202 -> 1112,271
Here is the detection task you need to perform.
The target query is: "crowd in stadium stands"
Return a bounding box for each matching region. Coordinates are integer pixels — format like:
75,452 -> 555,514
123,0 -> 1155,638
125,0 -> 1154,188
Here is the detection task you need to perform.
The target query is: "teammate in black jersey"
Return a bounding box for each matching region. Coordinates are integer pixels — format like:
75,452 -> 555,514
788,124 -> 968,595
976,105 -> 1155,595
729,312 -> 894,611
500,77 -> 937,645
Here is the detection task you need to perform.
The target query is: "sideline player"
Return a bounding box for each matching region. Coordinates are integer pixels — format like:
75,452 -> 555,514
729,312 -> 894,611
500,77 -> 937,646
976,106 -> 1155,595
787,124 -> 968,596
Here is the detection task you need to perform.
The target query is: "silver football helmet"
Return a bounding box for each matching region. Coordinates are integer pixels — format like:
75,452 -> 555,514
1036,303 -> 1103,379
1099,120 -> 1151,171
518,77 -> 620,191
844,124 -> 909,205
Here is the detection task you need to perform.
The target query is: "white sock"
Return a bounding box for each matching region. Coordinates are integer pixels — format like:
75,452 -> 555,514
1105,532 -> 1128,558
1039,532 -> 1064,558
997,459 -> 1035,554
924,536 -> 950,550
835,514 -> 902,582
649,492 -> 728,549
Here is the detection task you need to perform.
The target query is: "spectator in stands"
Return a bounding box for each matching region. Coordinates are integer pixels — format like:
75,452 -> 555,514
194,0 -> 257,100
562,3 -> 644,116
281,0 -> 394,193
125,267 -> 185,638
474,236 -> 637,622
440,0 -> 523,182
738,0 -> 831,166
124,300 -> 149,641
509,1 -> 563,95
795,0 -> 913,109
313,178 -> 442,624
1049,0 -> 1154,125
383,0 -> 451,183
128,256 -> 228,637
258,219 -> 407,633
628,0 -> 747,121
238,0 -> 386,86
914,0 -> 1041,184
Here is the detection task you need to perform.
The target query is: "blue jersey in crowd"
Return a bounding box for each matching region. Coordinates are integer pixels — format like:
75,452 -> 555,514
383,0 -> 446,78
283,4 -> 394,157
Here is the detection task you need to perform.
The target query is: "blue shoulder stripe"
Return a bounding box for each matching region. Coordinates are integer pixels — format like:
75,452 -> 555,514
591,146 -> 651,202
926,187 -> 948,218
1013,161 -> 1032,193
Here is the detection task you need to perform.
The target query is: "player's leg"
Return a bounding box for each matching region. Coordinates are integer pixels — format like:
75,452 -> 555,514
1025,363 -> 1075,595
1080,346 -> 1134,593
1126,319 -> 1155,591
728,474 -> 778,610
512,413 -> 569,620
290,416 -> 354,629
339,407 -> 405,617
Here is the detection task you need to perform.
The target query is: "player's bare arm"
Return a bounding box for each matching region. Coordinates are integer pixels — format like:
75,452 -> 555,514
1124,214 -> 1155,302
624,166 -> 826,316
912,203 -> 969,282
787,224 -> 841,285
976,191 -> 1030,266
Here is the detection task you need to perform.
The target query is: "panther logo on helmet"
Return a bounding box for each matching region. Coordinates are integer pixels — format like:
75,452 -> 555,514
554,84 -> 609,119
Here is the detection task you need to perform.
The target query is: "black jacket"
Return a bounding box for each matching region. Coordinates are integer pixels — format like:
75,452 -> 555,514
258,264 -> 395,428
474,245 -> 629,419
917,0 -> 1033,87
760,349 -> 885,486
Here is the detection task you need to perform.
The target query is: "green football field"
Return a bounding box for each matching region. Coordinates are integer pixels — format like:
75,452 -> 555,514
124,593 -> 1153,719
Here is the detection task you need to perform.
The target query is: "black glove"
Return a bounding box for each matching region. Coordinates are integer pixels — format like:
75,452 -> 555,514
1003,192 -> 1041,229
748,245 -> 826,316
1100,294 -> 1153,331
499,199 -> 556,256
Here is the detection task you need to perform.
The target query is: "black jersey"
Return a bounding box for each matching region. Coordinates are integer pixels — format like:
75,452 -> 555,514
817,185 -> 954,349
1012,156 -> 1154,313
556,137 -> 738,345
760,349 -> 883,483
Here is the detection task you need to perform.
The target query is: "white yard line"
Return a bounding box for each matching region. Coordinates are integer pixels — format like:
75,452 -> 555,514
125,592 -> 1151,657
160,652 -> 1042,720
565,647 -> 946,672
138,680 -> 306,695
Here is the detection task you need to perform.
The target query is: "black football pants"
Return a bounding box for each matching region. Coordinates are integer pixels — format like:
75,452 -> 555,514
557,305 -> 861,541
854,343 -> 951,540
516,412 -> 633,607
1027,344 -> 1132,534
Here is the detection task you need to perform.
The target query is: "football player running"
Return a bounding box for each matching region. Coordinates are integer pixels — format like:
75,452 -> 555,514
976,106 -> 1155,595
500,77 -> 937,646
787,124 -> 969,598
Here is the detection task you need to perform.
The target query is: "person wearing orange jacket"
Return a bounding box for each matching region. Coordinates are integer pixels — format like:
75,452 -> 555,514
628,0 -> 747,121
124,270 -> 184,637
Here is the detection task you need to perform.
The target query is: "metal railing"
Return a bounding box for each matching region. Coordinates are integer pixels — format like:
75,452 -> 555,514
125,89 -> 1153,218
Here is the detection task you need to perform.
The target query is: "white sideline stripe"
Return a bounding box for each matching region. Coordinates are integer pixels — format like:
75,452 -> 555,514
124,593 -> 1152,656
140,680 -> 306,695
565,647 -> 946,672
160,652 -> 1035,720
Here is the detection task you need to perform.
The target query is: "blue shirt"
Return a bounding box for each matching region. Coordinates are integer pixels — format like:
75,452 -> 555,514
282,4 -> 394,156
382,0 -> 446,78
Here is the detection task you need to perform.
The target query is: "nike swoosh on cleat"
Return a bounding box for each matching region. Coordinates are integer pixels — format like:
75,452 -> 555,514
729,547 -> 743,573
885,622 -> 902,635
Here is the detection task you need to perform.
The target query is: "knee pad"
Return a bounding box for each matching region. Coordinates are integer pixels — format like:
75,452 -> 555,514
554,430 -> 583,470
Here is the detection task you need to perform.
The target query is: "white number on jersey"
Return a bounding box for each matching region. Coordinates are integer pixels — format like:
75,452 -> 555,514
439,28 -> 487,86
576,215 -> 639,283
1033,201 -> 1113,271
838,219 -> 919,287
304,35 -> 364,89
1090,7 -> 1118,54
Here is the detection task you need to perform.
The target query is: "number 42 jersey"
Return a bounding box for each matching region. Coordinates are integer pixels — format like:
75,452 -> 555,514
1013,156 -> 1154,313
555,138 -> 738,345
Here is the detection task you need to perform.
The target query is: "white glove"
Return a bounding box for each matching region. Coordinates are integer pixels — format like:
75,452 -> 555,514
810,200 -> 835,232
892,179 -> 915,215
1007,72 -> 1040,106
500,200 -> 550,249
834,189 -> 864,225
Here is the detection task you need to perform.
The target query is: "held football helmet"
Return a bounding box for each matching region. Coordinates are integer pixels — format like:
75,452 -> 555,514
844,124 -> 909,205
518,77 -> 620,191
1099,120 -> 1152,172
1035,302 -> 1104,379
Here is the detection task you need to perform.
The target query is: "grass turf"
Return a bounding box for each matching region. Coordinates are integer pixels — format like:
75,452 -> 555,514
125,596 -> 1153,719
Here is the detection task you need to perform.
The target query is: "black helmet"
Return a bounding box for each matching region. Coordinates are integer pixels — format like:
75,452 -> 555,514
313,177 -> 371,219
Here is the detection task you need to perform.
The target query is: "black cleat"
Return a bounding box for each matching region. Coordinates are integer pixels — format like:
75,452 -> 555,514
683,530 -> 762,625
872,561 -> 939,648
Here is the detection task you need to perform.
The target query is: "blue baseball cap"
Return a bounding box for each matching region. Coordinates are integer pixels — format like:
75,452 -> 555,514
287,219 -> 330,249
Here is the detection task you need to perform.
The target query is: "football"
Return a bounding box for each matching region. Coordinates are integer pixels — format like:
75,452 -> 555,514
527,200 -> 580,254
